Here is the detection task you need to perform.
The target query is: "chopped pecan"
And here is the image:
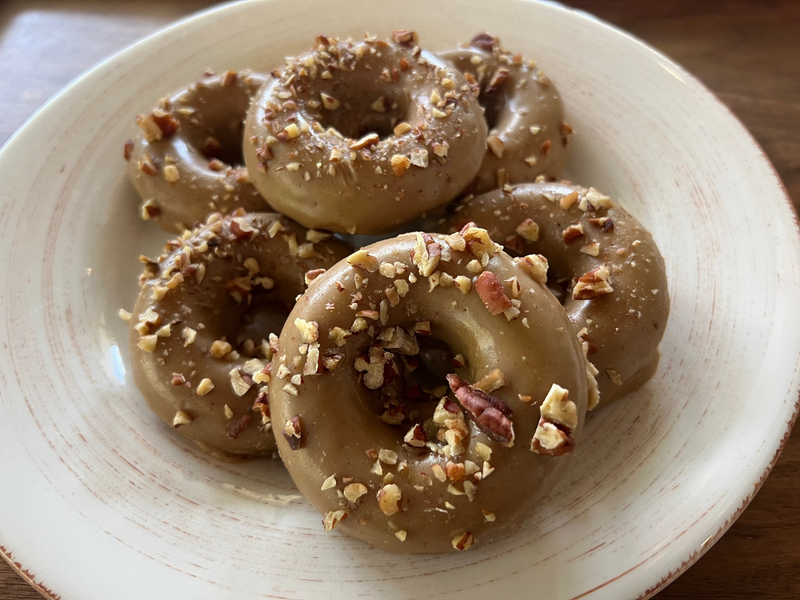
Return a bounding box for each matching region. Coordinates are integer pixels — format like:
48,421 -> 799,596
451,531 -> 475,550
362,345 -> 397,389
230,217 -> 257,240
475,271 -> 513,315
485,67 -> 509,94
377,483 -> 402,516
322,509 -> 347,531
226,414 -> 251,439
530,419 -> 575,456
474,368 -> 505,393
588,217 -> 614,232
392,30 -> 418,45
562,222 -> 585,243
471,32 -> 498,51
282,416 -> 303,450
137,110 -> 180,141
403,423 -> 427,447
572,265 -> 614,299
540,384 -> 577,431
514,254 -> 548,284
377,326 -> 419,355
304,268 -> 326,286
447,374 -> 514,446
123,139 -> 134,161
411,232 -> 442,277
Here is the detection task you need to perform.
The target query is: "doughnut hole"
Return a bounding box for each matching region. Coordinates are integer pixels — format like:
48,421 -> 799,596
172,76 -> 259,170
364,336 -> 462,440
309,76 -> 412,141
481,88 -> 505,132
236,299 -> 293,350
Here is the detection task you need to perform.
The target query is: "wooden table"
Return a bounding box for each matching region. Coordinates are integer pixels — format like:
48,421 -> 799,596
1,1 -> 798,597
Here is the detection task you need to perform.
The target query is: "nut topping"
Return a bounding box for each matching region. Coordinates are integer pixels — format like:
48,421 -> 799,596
515,218 -> 539,241
172,410 -> 192,428
514,254 -> 548,284
377,483 -> 402,516
322,509 -> 347,531
539,384 -> 578,431
447,374 -> 515,446
562,222 -> 585,243
403,423 -> 427,447
474,271 -> 512,315
411,233 -> 442,277
530,420 -> 575,456
572,265 -> 614,299
451,531 -> 474,551
343,482 -> 368,504
282,416 -> 303,450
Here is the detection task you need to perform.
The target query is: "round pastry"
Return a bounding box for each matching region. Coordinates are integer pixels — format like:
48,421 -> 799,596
438,33 -> 571,193
127,210 -> 351,458
440,182 -> 669,407
269,229 -> 589,553
243,32 -> 488,235
126,70 -> 269,233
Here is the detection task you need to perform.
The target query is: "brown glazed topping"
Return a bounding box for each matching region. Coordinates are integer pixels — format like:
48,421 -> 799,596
268,228 -> 588,553
127,71 -> 270,233
127,211 -> 351,458
438,33 -> 571,192
439,182 -> 670,407
243,33 -> 488,234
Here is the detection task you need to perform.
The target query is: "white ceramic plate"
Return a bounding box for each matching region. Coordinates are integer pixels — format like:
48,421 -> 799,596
1,1 -> 798,598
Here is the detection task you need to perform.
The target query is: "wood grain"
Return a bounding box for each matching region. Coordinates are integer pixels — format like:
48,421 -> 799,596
0,0 -> 797,598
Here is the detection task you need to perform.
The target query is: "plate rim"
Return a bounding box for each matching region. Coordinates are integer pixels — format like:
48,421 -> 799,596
0,1 -> 799,598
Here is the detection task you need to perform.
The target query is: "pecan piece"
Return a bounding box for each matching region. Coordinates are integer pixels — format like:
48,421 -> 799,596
562,222 -> 585,243
377,483 -> 402,516
471,32 -> 498,51
447,374 -> 515,446
572,265 -> 614,299
411,232 -> 441,277
282,416 -> 303,450
588,216 -> 614,232
226,414 -> 251,439
392,30 -> 418,45
474,271 -> 512,315
530,419 -> 575,456
403,423 -> 427,448
485,67 -> 509,94
123,139 -> 134,161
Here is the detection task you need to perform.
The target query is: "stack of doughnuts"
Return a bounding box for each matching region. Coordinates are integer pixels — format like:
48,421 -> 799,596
122,31 -> 669,553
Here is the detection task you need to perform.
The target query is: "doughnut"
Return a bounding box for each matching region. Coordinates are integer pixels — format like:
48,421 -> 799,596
126,71 -> 269,233
439,182 -> 669,407
438,33 -> 571,193
126,210 -> 351,458
243,32 -> 488,235
268,228 -> 589,553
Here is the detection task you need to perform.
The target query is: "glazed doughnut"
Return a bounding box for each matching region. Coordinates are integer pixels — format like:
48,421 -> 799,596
127,211 -> 351,457
269,229 -> 589,553
243,32 -> 487,235
440,182 -> 669,407
126,71 -> 269,233
438,33 -> 571,192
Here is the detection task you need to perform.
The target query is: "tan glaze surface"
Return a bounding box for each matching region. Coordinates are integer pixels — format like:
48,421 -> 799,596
244,33 -> 487,235
441,182 -> 669,407
127,71 -> 269,233
270,231 -> 588,553
438,34 -> 570,193
129,211 -> 351,457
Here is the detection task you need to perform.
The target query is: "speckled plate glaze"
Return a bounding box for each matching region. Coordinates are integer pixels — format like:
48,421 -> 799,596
1,1 -> 798,598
